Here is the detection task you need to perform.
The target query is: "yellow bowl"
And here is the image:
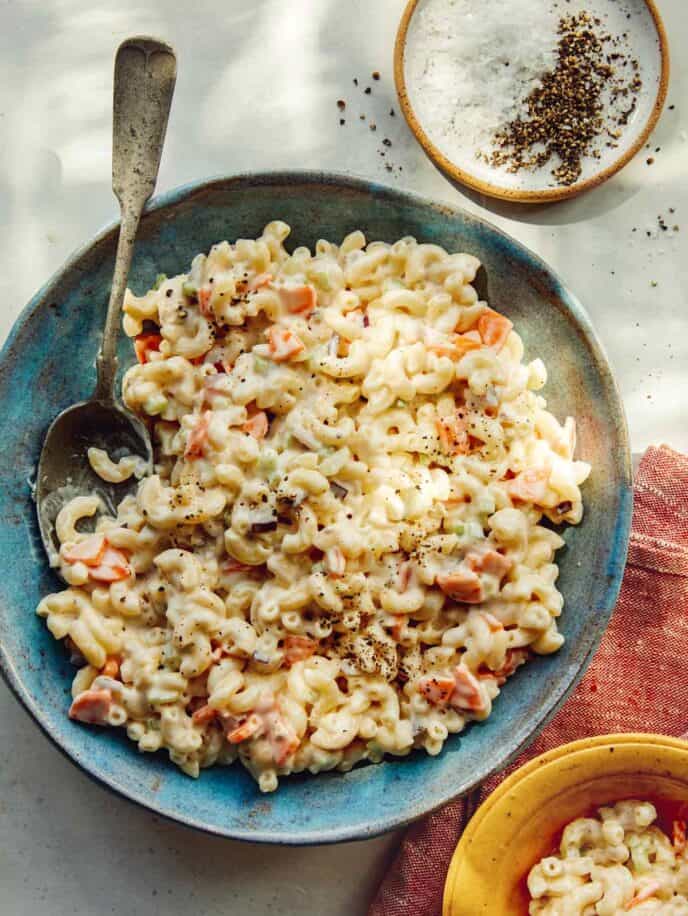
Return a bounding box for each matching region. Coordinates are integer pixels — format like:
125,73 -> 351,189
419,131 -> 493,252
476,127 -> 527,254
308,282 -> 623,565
443,734 -> 688,916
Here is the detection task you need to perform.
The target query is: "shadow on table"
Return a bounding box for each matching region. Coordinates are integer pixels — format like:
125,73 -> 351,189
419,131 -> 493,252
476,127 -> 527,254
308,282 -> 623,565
452,173 -> 643,226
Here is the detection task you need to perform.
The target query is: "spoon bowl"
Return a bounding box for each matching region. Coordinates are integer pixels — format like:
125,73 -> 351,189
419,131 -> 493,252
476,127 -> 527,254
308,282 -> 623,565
36,400 -> 152,559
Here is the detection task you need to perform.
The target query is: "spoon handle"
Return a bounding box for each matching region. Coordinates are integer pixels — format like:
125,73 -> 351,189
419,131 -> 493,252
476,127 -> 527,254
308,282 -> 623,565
95,36 -> 177,401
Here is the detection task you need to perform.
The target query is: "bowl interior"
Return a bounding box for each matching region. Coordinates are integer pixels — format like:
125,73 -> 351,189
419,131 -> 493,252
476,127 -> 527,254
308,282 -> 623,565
443,735 -> 688,915
0,172 -> 631,842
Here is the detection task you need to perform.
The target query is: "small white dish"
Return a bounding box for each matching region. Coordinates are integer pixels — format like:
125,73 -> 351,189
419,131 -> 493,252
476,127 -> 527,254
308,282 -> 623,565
395,0 -> 669,203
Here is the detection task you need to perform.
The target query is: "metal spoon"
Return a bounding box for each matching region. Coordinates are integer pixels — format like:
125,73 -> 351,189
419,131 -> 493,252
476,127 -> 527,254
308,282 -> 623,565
36,37 -> 177,567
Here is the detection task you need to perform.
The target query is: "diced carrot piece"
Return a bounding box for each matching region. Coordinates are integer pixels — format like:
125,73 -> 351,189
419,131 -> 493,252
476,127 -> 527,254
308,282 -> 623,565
101,545 -> 130,568
185,410 -> 212,459
134,333 -> 162,364
249,695 -> 300,765
467,550 -> 513,582
227,696 -> 300,763
418,675 -> 456,706
427,343 -> 457,359
266,325 -> 305,362
62,533 -> 107,567
226,713 -> 263,744
427,331 -> 482,360
508,468 -> 550,503
325,546 -> 346,577
437,570 -> 484,603
242,411 -> 269,439
501,648 -> 528,675
237,272 -> 274,295
674,819 -> 687,855
279,284 -> 317,315
452,334 -> 483,357
266,716 -> 299,765
198,287 -> 213,318
390,616 -> 405,642
283,635 -> 317,666
436,414 -> 470,456
100,656 -> 121,679
88,566 -> 128,583
425,329 -> 457,359
452,667 -> 487,713
625,882 -> 661,909
89,546 -> 131,582
192,704 -> 218,726
477,308 -> 513,351
69,688 -> 113,725
478,648 -> 529,684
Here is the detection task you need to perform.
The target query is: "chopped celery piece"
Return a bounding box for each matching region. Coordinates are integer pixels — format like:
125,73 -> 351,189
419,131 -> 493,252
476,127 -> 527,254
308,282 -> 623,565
258,450 -> 278,473
475,495 -> 496,515
153,273 -> 168,290
254,354 -> 270,374
312,269 -> 331,291
627,835 -> 652,873
464,521 -> 484,541
182,280 -> 198,299
452,523 -> 465,537
396,399 -> 407,408
144,393 -> 168,416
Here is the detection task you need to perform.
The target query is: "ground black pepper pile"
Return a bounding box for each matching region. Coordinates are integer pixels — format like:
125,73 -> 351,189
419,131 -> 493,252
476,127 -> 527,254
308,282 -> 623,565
486,11 -> 642,186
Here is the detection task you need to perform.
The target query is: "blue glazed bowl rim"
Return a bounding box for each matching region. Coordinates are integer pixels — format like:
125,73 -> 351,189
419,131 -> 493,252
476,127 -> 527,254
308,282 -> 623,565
0,170 -> 633,844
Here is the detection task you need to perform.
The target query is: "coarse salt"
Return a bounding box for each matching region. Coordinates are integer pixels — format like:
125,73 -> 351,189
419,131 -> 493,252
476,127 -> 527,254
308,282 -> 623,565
405,0 -> 558,160
403,0 -> 654,190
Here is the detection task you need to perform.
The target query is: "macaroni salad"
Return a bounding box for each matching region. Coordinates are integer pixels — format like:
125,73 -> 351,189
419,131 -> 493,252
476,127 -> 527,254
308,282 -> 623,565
37,222 -> 590,792
528,800 -> 688,914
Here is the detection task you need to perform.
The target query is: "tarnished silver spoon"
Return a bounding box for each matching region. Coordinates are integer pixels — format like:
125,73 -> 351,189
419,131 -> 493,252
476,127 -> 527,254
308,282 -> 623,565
36,37 -> 177,566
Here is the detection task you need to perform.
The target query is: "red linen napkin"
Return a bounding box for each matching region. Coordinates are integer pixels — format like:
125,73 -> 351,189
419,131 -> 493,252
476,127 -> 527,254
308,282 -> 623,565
370,445 -> 688,916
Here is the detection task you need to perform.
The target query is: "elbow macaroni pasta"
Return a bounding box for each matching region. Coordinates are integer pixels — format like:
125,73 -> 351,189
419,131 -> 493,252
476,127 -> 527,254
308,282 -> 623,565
528,801 -> 688,914
36,222 -> 590,792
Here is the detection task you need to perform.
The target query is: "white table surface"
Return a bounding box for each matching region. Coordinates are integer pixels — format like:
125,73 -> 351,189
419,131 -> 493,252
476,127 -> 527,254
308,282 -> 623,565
1,1 -> 686,913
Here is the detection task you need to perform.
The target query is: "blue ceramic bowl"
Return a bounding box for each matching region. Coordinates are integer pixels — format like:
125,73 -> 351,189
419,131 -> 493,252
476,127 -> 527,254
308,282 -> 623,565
0,172 -> 632,843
